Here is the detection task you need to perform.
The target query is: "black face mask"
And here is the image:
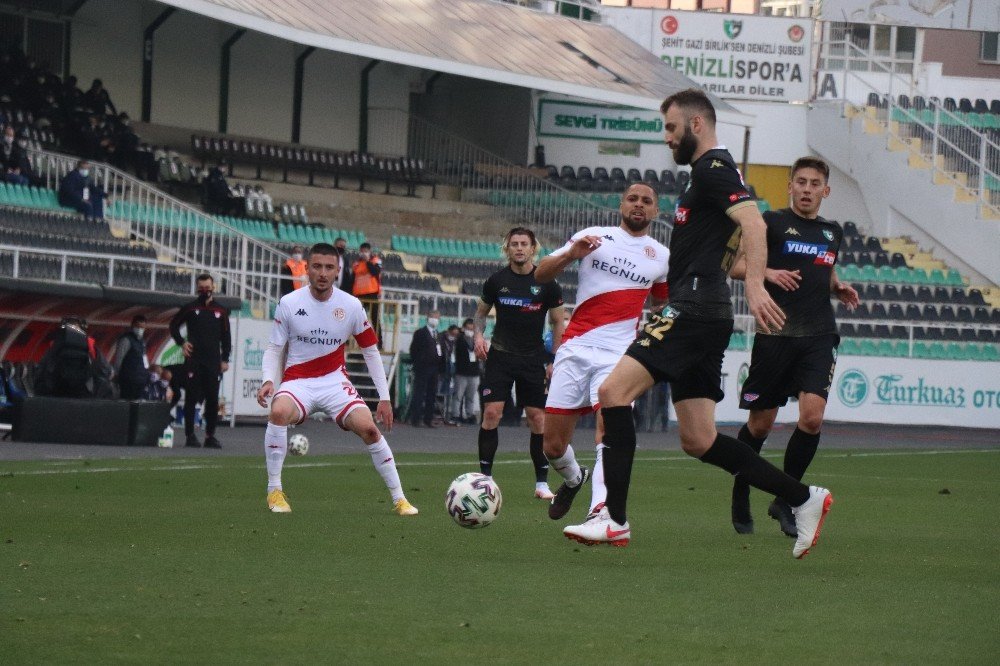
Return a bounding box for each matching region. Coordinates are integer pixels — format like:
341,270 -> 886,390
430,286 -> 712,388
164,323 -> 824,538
197,290 -> 212,304
335,247 -> 346,255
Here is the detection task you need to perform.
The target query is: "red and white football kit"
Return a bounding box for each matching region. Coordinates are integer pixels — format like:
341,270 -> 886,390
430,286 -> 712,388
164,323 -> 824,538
545,225 -> 669,413
266,287 -> 379,427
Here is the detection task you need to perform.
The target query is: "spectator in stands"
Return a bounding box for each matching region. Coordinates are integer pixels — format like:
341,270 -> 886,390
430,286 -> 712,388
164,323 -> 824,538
84,78 -> 116,116
333,237 -> 354,293
352,242 -> 383,345
111,113 -> 139,171
439,324 -> 460,425
407,309 -> 444,427
204,163 -> 238,215
0,361 -> 26,426
34,317 -> 114,399
58,159 -> 106,220
113,315 -> 150,400
0,125 -> 29,185
280,245 -> 308,296
451,318 -> 481,425
169,274 -> 232,448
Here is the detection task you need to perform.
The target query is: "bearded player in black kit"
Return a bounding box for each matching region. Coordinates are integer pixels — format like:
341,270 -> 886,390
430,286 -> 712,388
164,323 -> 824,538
473,227 -> 566,500
564,89 -> 833,559
728,157 -> 859,536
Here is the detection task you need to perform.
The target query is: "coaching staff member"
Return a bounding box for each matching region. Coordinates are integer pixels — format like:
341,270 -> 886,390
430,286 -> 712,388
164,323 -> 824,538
170,273 -> 232,448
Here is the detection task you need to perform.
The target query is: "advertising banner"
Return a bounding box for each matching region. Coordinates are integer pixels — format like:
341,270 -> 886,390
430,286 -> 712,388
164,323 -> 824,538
537,100 -> 665,143
716,350 -> 998,428
601,9 -> 813,103
219,317 -> 271,418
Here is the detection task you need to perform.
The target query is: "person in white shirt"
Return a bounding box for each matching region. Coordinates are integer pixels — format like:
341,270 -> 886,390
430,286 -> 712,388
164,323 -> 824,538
256,243 -> 418,516
534,183 -> 670,523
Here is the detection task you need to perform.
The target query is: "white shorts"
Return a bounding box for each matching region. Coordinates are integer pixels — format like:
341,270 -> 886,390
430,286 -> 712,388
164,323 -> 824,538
545,343 -> 623,415
274,371 -> 368,429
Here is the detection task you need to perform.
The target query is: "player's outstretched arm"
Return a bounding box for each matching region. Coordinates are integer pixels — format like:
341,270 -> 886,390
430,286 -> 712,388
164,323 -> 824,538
535,236 -> 602,283
730,207 -> 785,332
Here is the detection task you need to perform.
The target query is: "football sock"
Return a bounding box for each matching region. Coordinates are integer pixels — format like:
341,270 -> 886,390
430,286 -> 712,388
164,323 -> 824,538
601,406 -> 636,525
589,443 -> 608,513
784,427 -> 820,481
529,432 -> 549,483
264,423 -> 287,492
478,427 -> 499,476
699,434 -> 810,507
368,437 -> 404,501
547,445 -> 583,486
733,424 -> 767,520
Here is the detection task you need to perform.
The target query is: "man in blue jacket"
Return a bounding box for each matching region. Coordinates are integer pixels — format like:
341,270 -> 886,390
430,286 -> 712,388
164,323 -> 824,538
58,160 -> 106,220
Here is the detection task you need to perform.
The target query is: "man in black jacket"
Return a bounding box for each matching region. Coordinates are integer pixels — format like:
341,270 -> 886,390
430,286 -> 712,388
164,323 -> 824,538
169,274 -> 231,448
333,237 -> 354,294
407,309 -> 444,427
451,318 -> 481,424
113,315 -> 150,400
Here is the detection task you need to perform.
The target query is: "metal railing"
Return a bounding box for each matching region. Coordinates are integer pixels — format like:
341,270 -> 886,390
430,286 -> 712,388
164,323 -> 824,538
814,39 -> 1000,216
27,147 -> 289,315
369,107 -> 674,250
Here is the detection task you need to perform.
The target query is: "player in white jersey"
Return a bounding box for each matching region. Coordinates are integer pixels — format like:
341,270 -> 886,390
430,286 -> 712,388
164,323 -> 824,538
535,184 -> 669,522
255,243 -> 418,516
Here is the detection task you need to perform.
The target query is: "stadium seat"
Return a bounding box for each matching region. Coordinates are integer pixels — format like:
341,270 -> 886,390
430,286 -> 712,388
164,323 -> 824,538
839,338 -> 860,355
859,339 -> 879,356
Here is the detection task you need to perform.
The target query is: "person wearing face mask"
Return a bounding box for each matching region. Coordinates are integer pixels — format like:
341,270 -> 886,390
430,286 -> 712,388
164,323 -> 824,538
439,324 -> 460,425
280,245 -> 308,296
113,315 -> 151,400
169,274 -> 232,448
58,159 -> 106,220
351,242 -> 382,346
407,309 -> 445,427
333,237 -> 354,293
451,318 -> 481,425
0,125 -> 28,185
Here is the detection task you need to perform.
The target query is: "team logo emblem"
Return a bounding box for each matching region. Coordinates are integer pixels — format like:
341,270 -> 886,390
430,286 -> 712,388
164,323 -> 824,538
710,160 -> 726,169
674,207 -> 690,225
743,393 -> 759,403
530,286 -> 541,295
788,25 -> 805,43
482,388 -> 492,397
837,369 -> 869,407
724,20 -> 742,39
786,227 -> 800,236
660,15 -> 678,35
214,312 -> 220,318
644,246 -> 656,259
636,338 -> 651,347
823,230 -> 835,241
499,287 -> 510,293
334,308 -> 346,321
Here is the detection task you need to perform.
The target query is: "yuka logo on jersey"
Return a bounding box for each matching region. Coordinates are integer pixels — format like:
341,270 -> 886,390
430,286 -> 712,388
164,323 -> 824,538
784,241 -> 835,265
497,296 -> 542,312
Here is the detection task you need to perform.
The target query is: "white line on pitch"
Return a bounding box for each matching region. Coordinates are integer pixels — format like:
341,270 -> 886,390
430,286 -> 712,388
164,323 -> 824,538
1,448 -> 996,477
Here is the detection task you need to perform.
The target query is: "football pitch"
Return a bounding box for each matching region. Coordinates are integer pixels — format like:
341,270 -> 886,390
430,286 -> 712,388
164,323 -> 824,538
3,446 -> 998,663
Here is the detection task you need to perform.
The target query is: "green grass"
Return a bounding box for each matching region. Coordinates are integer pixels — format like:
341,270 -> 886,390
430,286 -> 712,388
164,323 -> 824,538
2,449 -> 998,663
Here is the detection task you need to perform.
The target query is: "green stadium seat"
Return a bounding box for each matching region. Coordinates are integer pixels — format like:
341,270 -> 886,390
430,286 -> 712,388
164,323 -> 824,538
982,344 -> 1000,362
945,343 -> 964,360
859,265 -> 878,282
837,264 -> 861,282
859,339 -> 879,356
876,266 -> 897,283
728,331 -> 746,350
945,269 -> 963,286
839,338 -> 860,355
892,340 -> 911,357
928,342 -> 947,360
875,340 -> 894,356
928,269 -> 947,285
909,267 -> 929,284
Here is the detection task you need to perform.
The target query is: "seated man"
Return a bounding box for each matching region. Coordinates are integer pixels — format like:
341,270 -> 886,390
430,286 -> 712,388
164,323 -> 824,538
0,126 -> 29,186
58,160 -> 106,220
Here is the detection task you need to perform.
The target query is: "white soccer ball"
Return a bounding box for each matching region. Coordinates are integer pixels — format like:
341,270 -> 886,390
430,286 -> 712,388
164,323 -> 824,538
288,433 -> 309,456
445,473 -> 502,529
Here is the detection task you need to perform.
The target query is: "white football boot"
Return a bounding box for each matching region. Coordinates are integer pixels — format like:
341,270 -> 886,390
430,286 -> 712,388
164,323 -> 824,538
792,486 -> 833,559
563,505 -> 630,547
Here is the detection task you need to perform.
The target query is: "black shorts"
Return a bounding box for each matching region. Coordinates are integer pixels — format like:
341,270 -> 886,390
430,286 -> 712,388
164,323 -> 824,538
739,333 -> 839,410
481,348 -> 547,409
624,307 -> 733,404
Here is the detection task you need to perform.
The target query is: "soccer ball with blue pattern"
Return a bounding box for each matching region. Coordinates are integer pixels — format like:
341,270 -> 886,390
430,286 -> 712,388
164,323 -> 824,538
445,473 -> 502,529
289,433 -> 309,456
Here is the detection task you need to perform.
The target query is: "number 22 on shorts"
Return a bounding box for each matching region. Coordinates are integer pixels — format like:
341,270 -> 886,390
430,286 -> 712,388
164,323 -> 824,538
644,306 -> 679,341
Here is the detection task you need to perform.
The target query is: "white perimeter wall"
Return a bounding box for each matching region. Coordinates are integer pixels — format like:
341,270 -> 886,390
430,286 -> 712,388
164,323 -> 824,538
69,0 -> 418,152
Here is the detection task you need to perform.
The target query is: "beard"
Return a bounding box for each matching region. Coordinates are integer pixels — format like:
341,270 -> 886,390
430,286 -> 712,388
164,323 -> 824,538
622,214 -> 651,233
671,124 -> 698,165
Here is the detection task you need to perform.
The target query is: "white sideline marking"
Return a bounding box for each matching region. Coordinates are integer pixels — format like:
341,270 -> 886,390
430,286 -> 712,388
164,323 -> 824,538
1,448 -> 996,477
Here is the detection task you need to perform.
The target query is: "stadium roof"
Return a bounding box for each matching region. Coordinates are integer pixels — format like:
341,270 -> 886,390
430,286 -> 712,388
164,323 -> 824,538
153,0 -> 751,126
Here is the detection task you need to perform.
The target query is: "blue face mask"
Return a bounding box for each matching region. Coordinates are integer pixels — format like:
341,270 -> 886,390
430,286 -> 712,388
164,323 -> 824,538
79,168 -> 90,178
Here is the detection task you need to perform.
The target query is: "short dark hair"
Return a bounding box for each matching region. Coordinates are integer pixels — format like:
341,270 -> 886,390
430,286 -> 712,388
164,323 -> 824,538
447,325 -> 460,333
660,88 -> 716,127
334,237 -> 347,245
462,318 -> 474,327
790,157 -> 830,182
131,315 -> 146,326
308,242 -> 339,258
196,273 -> 213,283
359,242 -> 372,250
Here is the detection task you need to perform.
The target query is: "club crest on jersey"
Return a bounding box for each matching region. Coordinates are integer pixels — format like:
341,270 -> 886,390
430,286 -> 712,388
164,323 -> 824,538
644,246 -> 656,259
333,308 -> 346,321
530,286 -> 541,295
743,392 -> 759,402
674,206 -> 690,225
786,227 -> 800,236
823,230 -> 835,241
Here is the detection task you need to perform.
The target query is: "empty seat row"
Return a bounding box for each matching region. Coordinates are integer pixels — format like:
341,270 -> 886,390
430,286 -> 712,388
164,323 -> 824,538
837,301 -> 1000,324
392,235 -> 505,260
840,322 -> 999,343
840,337 -> 999,361
870,93 -> 1000,116
836,264 -> 963,286
855,283 -> 987,306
